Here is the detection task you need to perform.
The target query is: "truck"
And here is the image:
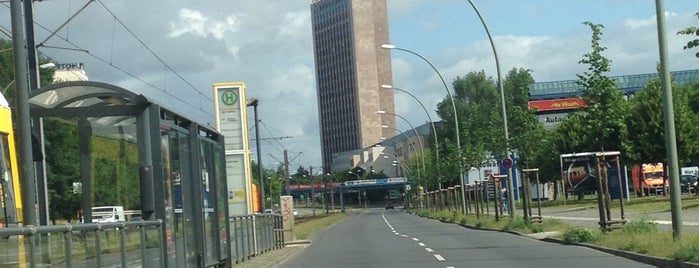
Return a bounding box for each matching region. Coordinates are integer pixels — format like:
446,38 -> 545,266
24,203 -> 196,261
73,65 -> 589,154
631,163 -> 666,196
91,206 -> 126,223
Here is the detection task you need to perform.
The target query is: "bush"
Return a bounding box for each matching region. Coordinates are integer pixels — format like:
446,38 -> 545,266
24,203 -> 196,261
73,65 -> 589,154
503,218 -> 529,231
619,242 -> 650,254
621,218 -> 658,234
563,227 -> 597,244
672,238 -> 699,263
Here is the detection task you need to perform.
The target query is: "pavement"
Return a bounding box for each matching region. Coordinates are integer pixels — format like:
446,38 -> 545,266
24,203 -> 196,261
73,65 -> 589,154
231,240 -> 310,268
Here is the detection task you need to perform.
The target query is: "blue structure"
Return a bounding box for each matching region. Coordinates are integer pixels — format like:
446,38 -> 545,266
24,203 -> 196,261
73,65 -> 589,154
529,69 -> 699,100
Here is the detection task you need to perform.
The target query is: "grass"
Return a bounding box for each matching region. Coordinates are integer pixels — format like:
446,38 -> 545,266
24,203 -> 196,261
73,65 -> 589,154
294,212 -> 351,240
411,195 -> 699,264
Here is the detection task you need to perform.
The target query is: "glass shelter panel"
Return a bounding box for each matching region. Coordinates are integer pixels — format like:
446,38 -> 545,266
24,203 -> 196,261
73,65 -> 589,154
161,123 -> 197,267
88,117 -> 140,214
200,140 -> 218,264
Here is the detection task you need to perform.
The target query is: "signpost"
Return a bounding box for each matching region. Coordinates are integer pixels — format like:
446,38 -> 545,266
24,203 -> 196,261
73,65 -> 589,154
213,82 -> 253,215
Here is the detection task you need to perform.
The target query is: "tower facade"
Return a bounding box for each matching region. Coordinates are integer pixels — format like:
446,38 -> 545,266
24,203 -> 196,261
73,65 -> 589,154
311,0 -> 396,173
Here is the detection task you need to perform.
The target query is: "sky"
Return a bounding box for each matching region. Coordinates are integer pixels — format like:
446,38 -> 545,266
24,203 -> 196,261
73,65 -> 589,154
2,0 -> 699,173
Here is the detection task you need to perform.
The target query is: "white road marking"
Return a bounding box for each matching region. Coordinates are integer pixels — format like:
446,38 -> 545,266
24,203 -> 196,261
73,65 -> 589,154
401,234 -> 409,237
425,248 -> 434,252
412,238 -> 419,241
434,254 -> 446,261
418,242 -> 425,247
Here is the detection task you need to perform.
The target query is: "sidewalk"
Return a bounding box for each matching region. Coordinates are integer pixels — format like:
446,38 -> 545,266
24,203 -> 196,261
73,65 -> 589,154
232,240 -> 310,268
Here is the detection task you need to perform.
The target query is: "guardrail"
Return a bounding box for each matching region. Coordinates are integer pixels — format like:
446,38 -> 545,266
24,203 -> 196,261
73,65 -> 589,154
230,214 -> 285,264
0,220 -> 163,268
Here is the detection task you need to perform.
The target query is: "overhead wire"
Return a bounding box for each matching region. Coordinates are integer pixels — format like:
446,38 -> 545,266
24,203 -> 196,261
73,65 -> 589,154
95,0 -> 211,103
0,1 -> 215,119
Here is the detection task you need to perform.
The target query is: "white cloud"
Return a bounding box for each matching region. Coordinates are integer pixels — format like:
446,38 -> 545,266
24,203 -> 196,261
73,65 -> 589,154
168,9 -> 237,40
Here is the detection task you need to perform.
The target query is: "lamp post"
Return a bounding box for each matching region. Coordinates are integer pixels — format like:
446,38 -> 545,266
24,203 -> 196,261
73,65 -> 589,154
380,85 -> 441,190
381,43 -> 467,214
381,125 -> 422,179
246,98 -> 265,211
378,111 -> 426,181
464,1 -> 514,215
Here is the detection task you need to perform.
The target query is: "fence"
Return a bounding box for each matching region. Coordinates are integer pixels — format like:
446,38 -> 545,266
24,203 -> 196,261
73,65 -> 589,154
0,220 -> 163,268
0,214 -> 285,267
230,214 -> 285,264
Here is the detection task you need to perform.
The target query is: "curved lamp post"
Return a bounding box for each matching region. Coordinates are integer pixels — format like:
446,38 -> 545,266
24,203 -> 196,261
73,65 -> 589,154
381,84 -> 441,190
381,44 -> 466,214
377,110 -> 426,179
381,125 -> 422,179
464,0 -> 514,215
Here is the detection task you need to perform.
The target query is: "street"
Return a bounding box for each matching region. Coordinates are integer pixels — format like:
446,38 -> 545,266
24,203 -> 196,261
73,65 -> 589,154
280,209 -> 654,268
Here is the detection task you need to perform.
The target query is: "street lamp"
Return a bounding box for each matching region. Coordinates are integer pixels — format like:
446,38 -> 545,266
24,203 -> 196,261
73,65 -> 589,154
246,98 -> 265,211
380,125 -> 421,179
380,85 -> 441,190
378,111 -> 426,181
381,44 -> 467,214
464,1 -> 514,215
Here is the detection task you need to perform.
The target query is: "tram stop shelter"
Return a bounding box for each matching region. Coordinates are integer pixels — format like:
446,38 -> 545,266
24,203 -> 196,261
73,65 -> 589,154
29,81 -> 230,267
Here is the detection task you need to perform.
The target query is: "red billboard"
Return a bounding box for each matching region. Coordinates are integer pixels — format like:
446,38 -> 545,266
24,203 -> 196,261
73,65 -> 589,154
529,98 -> 586,112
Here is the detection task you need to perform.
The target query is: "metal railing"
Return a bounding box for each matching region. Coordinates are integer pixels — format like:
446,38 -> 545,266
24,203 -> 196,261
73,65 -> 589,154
0,220 -> 163,268
0,214 -> 286,267
230,214 -> 285,264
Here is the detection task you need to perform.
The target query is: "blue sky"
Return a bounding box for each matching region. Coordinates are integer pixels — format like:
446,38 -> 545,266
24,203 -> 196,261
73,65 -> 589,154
2,0 -> 699,171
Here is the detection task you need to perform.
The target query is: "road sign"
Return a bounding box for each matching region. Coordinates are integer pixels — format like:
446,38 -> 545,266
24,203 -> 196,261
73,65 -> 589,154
502,158 -> 513,169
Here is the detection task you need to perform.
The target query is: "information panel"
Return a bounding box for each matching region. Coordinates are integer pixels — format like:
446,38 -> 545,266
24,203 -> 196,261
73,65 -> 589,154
213,82 -> 253,215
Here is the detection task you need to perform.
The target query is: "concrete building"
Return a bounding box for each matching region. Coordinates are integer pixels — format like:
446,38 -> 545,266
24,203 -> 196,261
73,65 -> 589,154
311,0 -> 396,174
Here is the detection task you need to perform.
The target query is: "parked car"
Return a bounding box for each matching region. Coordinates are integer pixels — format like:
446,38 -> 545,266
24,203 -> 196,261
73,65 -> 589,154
679,175 -> 697,193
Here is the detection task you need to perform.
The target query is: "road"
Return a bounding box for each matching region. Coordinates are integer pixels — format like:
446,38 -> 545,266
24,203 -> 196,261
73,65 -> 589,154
279,209 -> 654,268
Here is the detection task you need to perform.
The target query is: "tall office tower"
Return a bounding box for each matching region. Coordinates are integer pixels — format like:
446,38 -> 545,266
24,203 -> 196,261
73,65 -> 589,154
311,0 -> 396,173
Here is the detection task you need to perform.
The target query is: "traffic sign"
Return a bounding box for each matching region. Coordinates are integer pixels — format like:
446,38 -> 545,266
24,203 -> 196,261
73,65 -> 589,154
502,158 -> 513,169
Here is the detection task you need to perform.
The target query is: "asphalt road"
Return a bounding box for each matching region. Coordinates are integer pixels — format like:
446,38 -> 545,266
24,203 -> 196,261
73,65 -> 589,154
279,209 -> 654,268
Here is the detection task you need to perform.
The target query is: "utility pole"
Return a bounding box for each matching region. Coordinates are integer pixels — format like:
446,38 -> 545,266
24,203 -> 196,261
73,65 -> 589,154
284,150 -> 290,195
310,166 -> 315,216
10,0 -> 36,226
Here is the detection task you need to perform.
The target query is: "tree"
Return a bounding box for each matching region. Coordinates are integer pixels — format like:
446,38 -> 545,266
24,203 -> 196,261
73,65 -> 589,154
503,68 -> 542,168
678,12 -> 699,58
626,75 -> 699,166
576,22 -> 629,153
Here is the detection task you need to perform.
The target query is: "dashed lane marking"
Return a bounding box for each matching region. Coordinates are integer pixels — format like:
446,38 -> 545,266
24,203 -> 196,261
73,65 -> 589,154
434,254 -> 446,261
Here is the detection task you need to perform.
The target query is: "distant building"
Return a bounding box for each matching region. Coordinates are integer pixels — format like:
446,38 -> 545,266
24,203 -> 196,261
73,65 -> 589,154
332,121 -> 434,177
528,69 -> 699,128
311,0 -> 396,174
53,62 -> 88,82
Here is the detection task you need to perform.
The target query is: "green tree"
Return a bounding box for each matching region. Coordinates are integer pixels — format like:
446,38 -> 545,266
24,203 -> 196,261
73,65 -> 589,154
626,76 -> 699,166
43,119 -> 82,223
0,38 -> 55,105
503,68 -> 543,168
678,12 -> 699,58
575,22 -> 629,153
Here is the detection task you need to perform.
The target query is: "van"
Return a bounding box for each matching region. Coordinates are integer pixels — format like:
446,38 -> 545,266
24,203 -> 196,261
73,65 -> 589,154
91,206 -> 126,223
